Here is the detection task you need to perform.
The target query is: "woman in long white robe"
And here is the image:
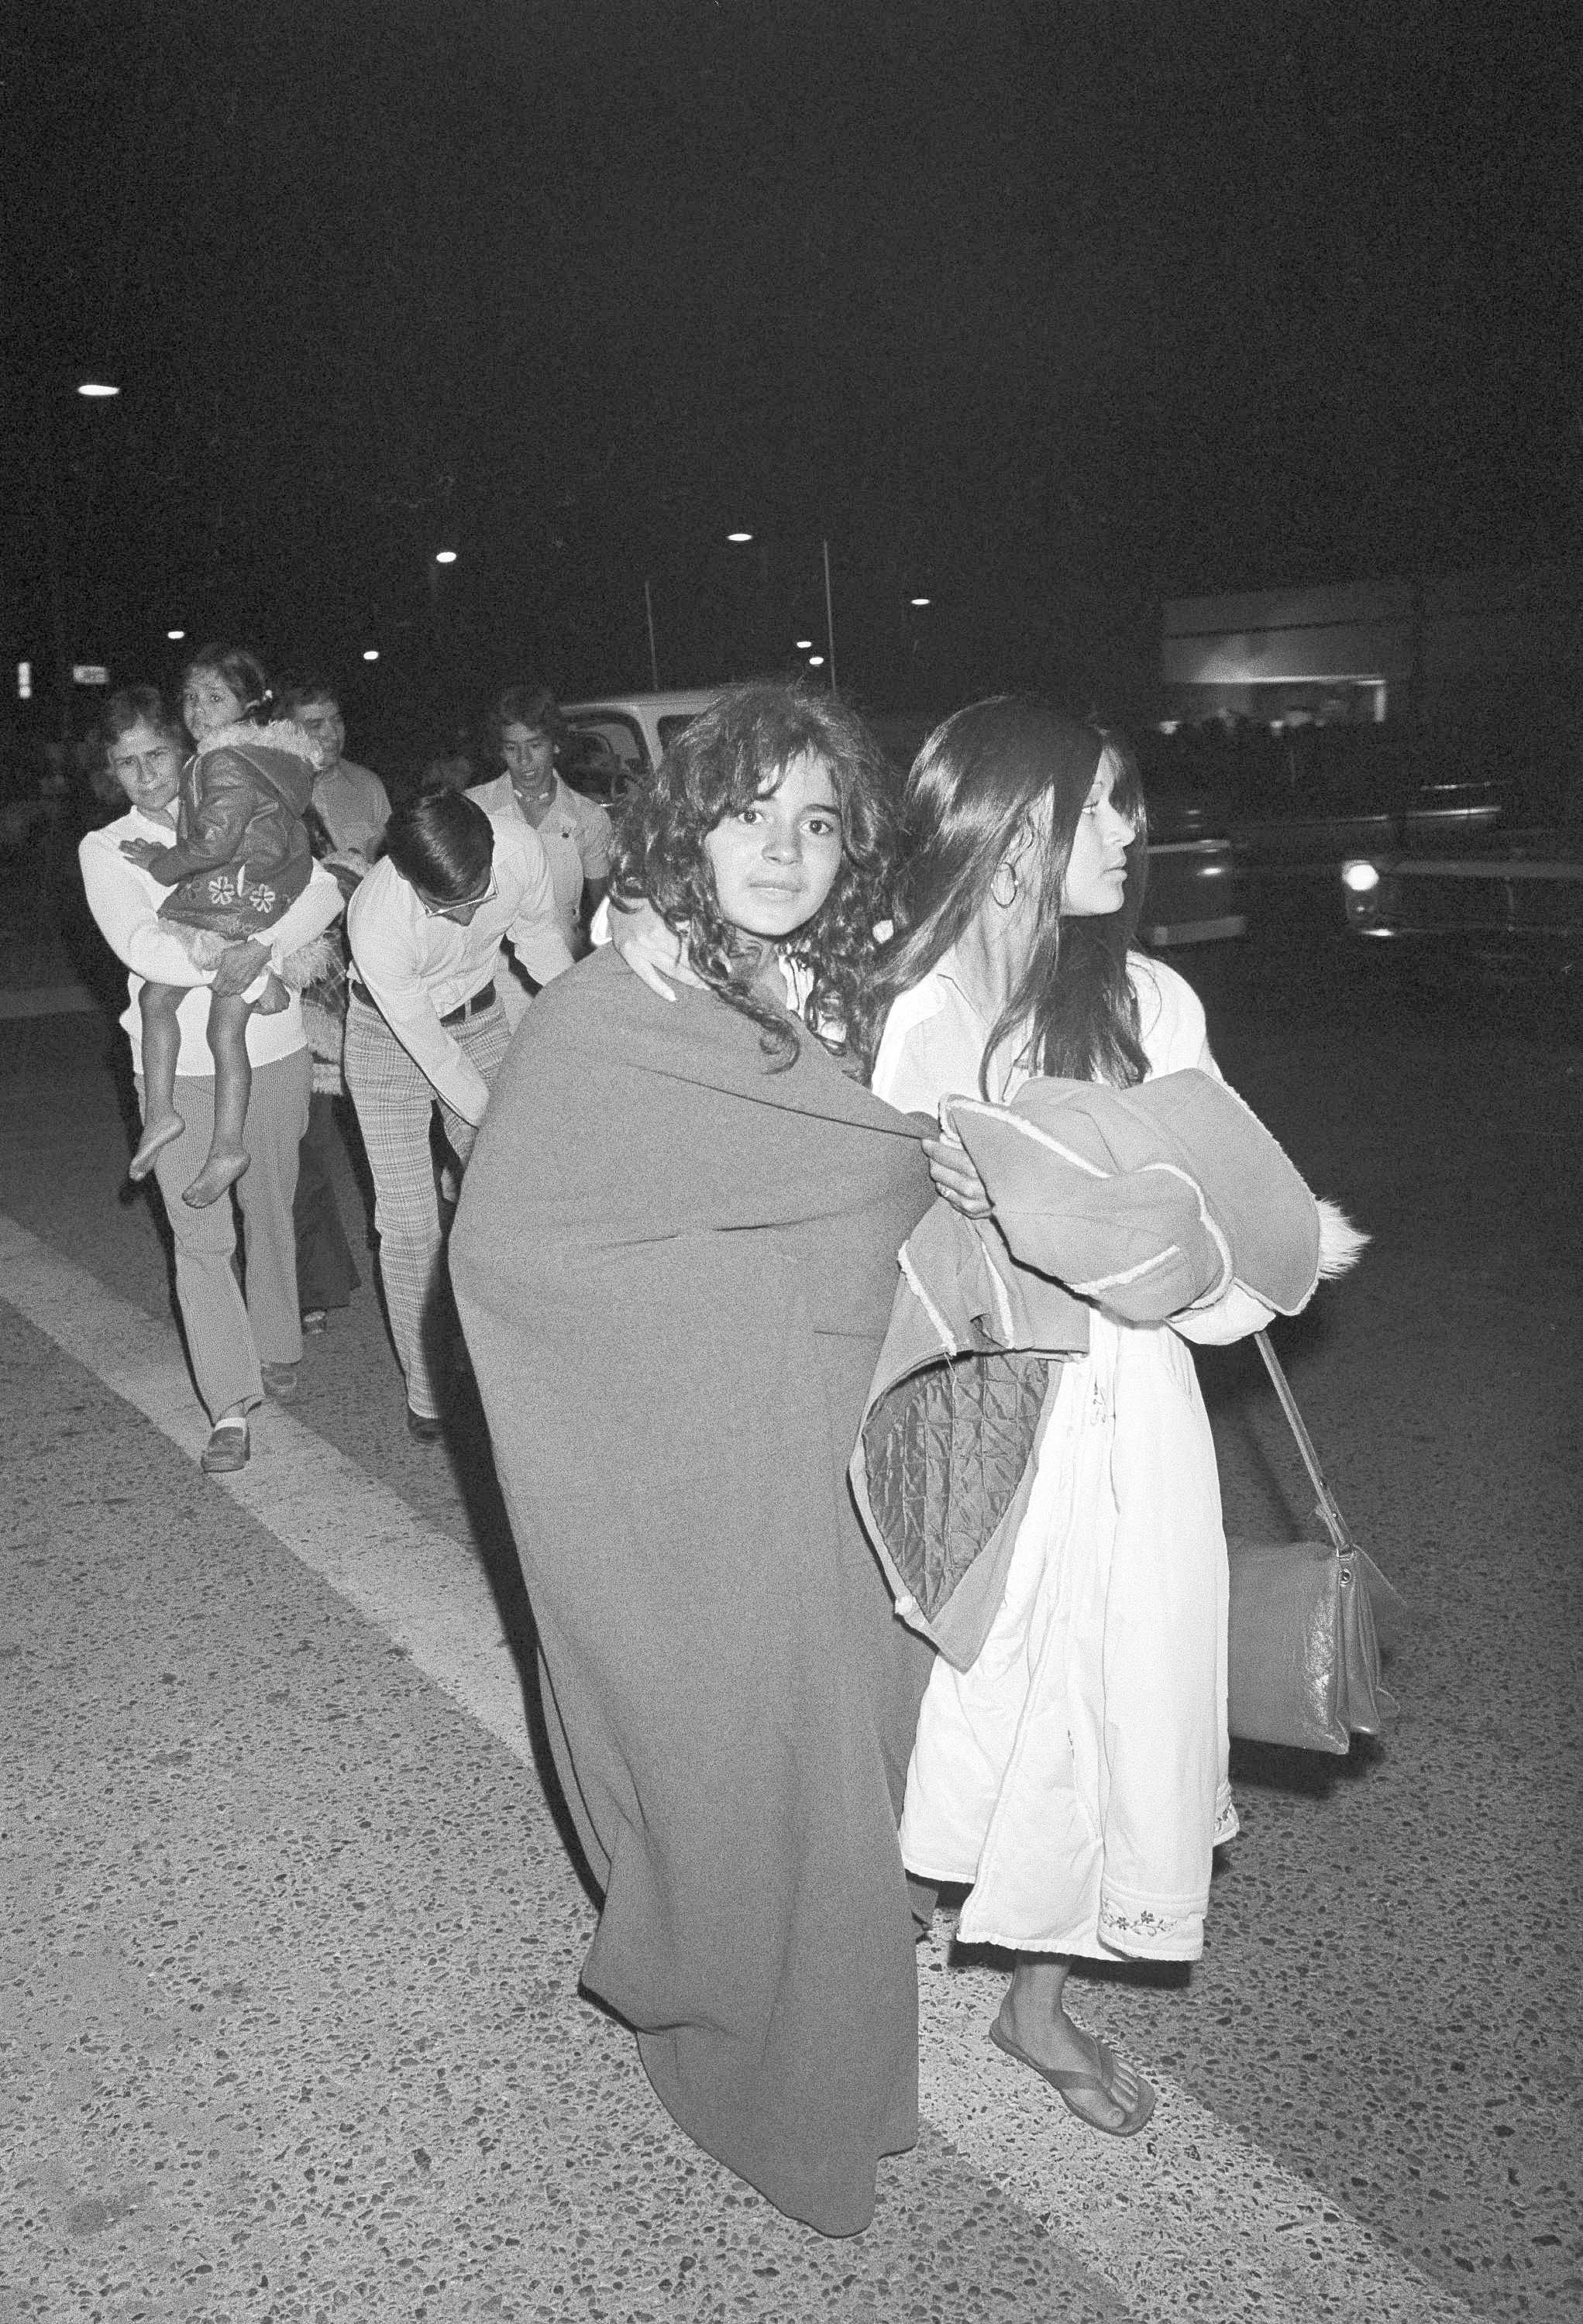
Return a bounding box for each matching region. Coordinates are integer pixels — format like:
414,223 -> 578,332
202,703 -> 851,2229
870,703 -> 1280,2136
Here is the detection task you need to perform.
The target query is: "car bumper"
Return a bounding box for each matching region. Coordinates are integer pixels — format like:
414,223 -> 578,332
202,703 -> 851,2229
1141,912 -> 1248,947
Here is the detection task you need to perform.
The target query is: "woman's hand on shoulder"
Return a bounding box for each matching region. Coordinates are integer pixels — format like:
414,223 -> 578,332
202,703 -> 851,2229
119,836 -> 164,869
607,895 -> 701,1001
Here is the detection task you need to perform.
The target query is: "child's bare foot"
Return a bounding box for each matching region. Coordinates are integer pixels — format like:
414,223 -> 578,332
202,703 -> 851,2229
129,1113 -> 184,1180
253,972 -> 289,1017
182,1150 -> 250,1208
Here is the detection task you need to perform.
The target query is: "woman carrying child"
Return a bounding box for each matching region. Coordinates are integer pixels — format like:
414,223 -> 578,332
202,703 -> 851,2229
121,645 -> 317,1208
80,684 -> 344,1472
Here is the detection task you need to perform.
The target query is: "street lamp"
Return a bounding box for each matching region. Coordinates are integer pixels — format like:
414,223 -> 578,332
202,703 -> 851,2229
795,638 -> 813,650
910,596 -> 931,608
435,549 -> 457,565
726,530 -> 753,545
362,648 -> 380,662
167,628 -> 185,641
41,377 -> 124,743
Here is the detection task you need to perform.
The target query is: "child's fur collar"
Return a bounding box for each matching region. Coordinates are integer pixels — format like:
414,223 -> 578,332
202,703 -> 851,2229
196,717 -> 315,762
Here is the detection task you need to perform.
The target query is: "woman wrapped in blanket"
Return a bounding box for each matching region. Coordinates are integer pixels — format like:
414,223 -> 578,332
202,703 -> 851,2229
449,683 -> 937,2237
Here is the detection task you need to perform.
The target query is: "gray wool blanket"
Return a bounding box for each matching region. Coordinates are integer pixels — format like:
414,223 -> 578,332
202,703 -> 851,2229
450,949 -> 936,2237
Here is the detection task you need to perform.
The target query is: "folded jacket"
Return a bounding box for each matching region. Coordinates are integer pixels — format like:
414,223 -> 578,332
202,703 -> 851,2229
852,1067 -> 1364,1667
944,1067 -> 1359,1322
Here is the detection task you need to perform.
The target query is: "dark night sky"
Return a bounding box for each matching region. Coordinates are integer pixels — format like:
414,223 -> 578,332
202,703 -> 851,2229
5,0 -> 1580,758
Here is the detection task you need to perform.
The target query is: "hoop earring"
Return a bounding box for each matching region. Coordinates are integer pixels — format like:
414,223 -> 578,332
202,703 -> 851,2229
989,862 -> 1020,909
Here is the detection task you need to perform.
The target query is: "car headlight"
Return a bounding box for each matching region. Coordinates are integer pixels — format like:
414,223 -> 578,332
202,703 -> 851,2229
1341,859 -> 1381,893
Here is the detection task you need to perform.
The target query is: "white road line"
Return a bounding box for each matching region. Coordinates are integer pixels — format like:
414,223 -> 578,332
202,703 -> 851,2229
0,1209 -> 529,1761
916,1956 -> 1475,2324
2,1210 -> 1475,2324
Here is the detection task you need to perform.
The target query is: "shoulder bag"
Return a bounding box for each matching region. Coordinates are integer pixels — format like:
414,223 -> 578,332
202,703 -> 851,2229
1227,1332 -> 1404,1755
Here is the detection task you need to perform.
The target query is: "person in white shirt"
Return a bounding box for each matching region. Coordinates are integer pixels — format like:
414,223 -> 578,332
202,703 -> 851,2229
79,686 -> 345,1475
345,788 -> 573,1438
466,684 -> 612,963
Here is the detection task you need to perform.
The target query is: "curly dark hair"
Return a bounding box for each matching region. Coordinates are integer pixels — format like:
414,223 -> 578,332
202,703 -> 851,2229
610,682 -> 898,1071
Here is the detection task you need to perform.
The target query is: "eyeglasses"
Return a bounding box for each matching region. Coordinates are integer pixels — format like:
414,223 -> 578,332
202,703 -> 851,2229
416,866 -> 498,920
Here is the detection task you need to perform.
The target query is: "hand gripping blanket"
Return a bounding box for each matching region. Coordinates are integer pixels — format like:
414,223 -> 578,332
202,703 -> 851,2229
450,949 -> 937,2238
853,1067 -> 1361,1669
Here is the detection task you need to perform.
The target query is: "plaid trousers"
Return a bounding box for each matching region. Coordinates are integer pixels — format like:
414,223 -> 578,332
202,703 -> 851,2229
343,995 -> 511,1419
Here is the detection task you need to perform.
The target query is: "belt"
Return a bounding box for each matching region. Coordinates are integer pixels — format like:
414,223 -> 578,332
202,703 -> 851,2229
349,978 -> 497,1029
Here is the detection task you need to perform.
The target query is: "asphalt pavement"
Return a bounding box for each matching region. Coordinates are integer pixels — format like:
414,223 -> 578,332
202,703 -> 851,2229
2,840 -> 1580,2323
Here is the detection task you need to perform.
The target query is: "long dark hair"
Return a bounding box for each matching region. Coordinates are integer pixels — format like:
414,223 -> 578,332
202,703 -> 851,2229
610,681 -> 897,1070
876,696 -> 1150,1092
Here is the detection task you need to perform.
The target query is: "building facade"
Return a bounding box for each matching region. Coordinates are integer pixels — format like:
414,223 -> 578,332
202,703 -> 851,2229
1161,567 -> 1583,729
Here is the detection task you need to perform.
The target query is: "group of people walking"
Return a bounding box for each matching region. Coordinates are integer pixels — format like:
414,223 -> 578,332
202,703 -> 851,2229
81,661 -> 1357,2239
80,655 -> 611,1462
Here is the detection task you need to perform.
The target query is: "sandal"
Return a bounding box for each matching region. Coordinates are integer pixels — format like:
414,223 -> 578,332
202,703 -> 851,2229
989,2016 -> 1157,2138
200,1416 -> 250,1475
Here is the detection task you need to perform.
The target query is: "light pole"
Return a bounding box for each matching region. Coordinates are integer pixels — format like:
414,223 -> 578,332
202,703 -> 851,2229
426,548 -> 459,688
821,539 -> 839,696
38,380 -> 121,747
725,528 -> 840,692
39,394 -> 73,748
644,577 -> 659,689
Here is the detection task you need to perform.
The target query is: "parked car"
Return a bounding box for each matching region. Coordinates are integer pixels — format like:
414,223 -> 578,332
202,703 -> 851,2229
559,690 -> 721,803
1155,722 -> 1503,879
1133,745 -> 1248,951
1340,782 -> 1583,995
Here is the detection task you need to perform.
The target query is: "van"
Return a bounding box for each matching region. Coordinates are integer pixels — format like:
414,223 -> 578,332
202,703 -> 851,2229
559,692 -> 722,803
